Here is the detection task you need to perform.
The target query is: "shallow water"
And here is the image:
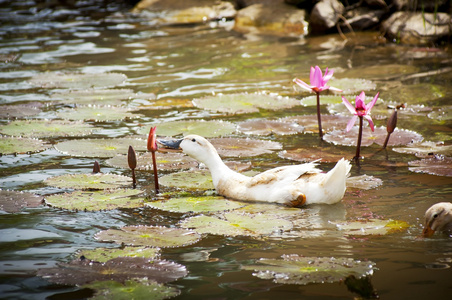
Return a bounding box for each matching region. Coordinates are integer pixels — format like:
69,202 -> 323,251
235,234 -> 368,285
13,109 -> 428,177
1,1 -> 451,299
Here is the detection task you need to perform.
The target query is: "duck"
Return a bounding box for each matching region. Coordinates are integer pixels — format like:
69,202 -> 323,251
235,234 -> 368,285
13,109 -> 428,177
422,202 -> 452,237
158,134 -> 351,207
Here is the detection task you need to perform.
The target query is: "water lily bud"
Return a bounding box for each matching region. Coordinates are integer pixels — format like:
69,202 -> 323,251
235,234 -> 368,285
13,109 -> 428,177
147,126 -> 158,153
386,110 -> 397,134
128,145 -> 137,170
92,161 -> 100,173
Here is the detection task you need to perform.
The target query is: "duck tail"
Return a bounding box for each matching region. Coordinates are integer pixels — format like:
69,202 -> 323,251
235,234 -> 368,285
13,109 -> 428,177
322,158 -> 352,204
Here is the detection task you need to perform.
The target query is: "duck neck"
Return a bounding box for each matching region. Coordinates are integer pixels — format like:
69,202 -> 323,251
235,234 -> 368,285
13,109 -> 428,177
201,149 -> 236,187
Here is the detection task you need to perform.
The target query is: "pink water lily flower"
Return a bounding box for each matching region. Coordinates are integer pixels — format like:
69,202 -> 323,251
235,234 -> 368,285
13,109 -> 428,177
342,91 -> 379,132
293,66 -> 342,93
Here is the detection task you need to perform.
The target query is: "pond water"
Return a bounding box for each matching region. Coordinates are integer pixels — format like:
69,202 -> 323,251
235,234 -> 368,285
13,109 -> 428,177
1,0 -> 451,299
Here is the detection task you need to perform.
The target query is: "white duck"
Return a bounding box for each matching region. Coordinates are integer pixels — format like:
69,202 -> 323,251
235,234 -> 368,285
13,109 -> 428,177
422,202 -> 452,237
159,135 -> 351,207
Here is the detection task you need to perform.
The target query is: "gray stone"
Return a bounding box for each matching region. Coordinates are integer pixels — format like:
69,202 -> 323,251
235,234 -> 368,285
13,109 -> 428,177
342,7 -> 386,31
309,0 -> 345,33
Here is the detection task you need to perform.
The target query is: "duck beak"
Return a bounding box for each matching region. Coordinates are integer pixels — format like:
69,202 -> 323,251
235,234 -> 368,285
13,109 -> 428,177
158,138 -> 183,150
422,225 -> 435,238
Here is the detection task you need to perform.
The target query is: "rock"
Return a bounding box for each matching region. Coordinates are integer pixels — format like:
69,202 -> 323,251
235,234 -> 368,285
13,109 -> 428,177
309,0 -> 345,33
233,3 -> 308,37
392,0 -> 449,12
364,0 -> 387,9
342,7 -> 386,31
132,0 -> 237,25
382,11 -> 451,45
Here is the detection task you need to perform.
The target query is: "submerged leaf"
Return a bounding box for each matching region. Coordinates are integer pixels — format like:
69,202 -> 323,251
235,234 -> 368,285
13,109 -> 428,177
146,196 -> 245,213
95,225 -> 201,248
37,257 -> 187,285
328,78 -> 376,94
78,246 -> 160,263
44,189 -> 144,211
106,152 -> 198,171
0,136 -> 49,155
29,72 -> 127,89
392,141 -> 452,158
408,155 -> 452,177
0,190 -> 44,213
237,119 -> 304,136
281,114 -> 350,134
242,254 -> 376,285
44,173 -> 131,190
334,219 -> 410,236
138,120 -> 236,137
0,104 -> 41,118
299,95 -> 343,107
210,137 -> 282,157
57,106 -> 143,121
279,148 -> 352,163
346,175 -> 383,190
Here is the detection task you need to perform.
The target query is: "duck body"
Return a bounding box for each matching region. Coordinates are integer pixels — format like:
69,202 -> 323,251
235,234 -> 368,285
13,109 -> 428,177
422,202 -> 452,237
159,135 -> 351,207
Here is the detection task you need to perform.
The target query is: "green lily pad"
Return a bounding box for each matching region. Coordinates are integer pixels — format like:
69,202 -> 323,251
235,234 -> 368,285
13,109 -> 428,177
237,119 -> 304,136
137,120 -> 236,137
29,72 -> 127,89
133,98 -> 193,110
44,173 -> 132,190
79,246 -> 160,263
234,203 -> 302,219
408,156 -> 452,177
95,225 -> 201,248
146,196 -> 245,213
106,152 -> 198,171
299,95 -> 343,107
0,120 -> 98,138
346,175 -> 383,190
37,257 -> 187,285
0,190 -> 44,213
392,141 -> 452,158
56,106 -> 143,122
329,78 -> 377,94
334,219 -> 410,236
0,136 -> 49,155
242,254 -> 376,285
85,279 -> 180,300
51,88 -> 155,106
159,170 -> 214,190
0,104 -> 41,118
179,212 -> 293,237
281,114 -> 350,133
54,137 -> 147,158
210,137 -> 282,157
193,93 -> 299,114
44,189 -> 144,211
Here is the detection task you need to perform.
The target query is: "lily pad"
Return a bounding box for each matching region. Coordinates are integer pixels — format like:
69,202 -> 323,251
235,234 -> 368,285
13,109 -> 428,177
159,170 -> 214,190
85,279 -> 180,300
0,136 -> 49,155
29,72 -> 127,89
106,152 -> 198,171
324,127 -> 423,147
242,254 -> 376,285
95,225 -> 201,248
44,173 -> 132,190
79,246 -> 160,263
328,78 -> 377,94
281,114 -> 350,133
334,219 -> 410,236
193,93 -> 299,114
392,141 -> 452,158
0,105 -> 41,118
37,257 -> 187,285
428,106 -> 451,121
133,98 -> 193,110
51,89 -> 154,106
54,137 -> 147,158
210,138 -> 282,157
408,155 -> 452,177
237,119 -> 304,136
382,83 -> 445,104
56,106 -> 143,122
44,189 -> 144,211
0,120 -> 98,138
0,190 -> 44,213
146,196 -> 245,213
279,148 -> 352,163
299,95 -> 343,107
179,212 -> 293,237
346,175 -> 383,190
137,120 -> 236,137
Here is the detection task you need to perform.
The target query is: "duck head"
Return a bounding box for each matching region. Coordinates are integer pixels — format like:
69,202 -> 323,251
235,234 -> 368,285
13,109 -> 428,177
422,202 -> 452,237
158,134 -> 219,163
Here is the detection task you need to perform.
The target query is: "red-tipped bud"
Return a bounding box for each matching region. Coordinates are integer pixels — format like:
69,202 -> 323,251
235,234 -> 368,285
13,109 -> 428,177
147,126 -> 157,153
128,145 -> 137,170
386,110 -> 397,134
92,161 -> 101,173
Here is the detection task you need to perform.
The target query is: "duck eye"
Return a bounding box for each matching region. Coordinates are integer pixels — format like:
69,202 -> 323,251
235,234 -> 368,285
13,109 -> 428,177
191,138 -> 196,142
433,214 -> 438,219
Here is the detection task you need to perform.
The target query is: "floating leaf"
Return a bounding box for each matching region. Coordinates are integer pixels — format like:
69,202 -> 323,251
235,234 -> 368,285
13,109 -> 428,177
210,137 -> 282,157
334,219 -> 410,236
346,175 -> 383,190
193,93 -> 299,114
95,225 -> 201,248
133,98 -> 193,110
37,257 -> 187,285
146,196 -> 245,213
392,141 -> 452,158
408,156 -> 452,177
29,72 -> 127,89
106,152 -> 198,171
428,106 -> 451,121
0,190 -> 44,213
85,279 -> 180,300
79,246 -> 160,263
179,212 -> 293,237
0,136 -> 49,155
237,119 -> 304,136
0,105 -> 41,118
159,170 -> 214,190
281,114 -> 350,133
44,173 -> 131,190
0,120 -> 98,138
324,127 -> 423,147
56,106 -> 143,122
51,88 -> 154,106
137,120 -> 236,137
299,95 -> 343,106
382,83 -> 445,104
44,189 -> 144,211
242,254 -> 376,285
279,148 -> 352,163
54,137 -> 147,158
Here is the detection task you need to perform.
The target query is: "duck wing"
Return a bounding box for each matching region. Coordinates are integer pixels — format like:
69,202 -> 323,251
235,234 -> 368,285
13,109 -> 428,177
247,162 -> 321,187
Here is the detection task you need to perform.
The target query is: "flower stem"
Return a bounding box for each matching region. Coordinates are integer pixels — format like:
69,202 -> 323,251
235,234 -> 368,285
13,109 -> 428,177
316,92 -> 323,138
151,151 -> 159,194
131,169 -> 136,188
355,116 -> 363,161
